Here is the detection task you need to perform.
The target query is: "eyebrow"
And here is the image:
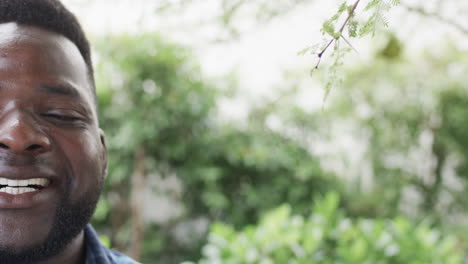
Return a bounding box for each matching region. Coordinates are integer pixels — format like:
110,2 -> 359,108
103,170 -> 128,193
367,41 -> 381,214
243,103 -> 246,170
38,83 -> 81,99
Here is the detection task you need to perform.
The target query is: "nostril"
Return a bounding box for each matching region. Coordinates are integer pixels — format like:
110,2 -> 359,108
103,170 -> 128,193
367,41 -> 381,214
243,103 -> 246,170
0,143 -> 8,149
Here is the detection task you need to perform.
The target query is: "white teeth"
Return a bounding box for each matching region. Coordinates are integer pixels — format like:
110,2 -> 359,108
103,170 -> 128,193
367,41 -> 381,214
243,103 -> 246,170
27,179 -> 37,186
0,178 -> 50,195
0,186 -> 38,194
0,178 -> 50,188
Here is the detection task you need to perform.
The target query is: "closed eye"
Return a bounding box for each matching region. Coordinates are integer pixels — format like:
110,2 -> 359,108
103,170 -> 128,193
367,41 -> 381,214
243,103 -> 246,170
42,113 -> 81,122
40,108 -> 89,128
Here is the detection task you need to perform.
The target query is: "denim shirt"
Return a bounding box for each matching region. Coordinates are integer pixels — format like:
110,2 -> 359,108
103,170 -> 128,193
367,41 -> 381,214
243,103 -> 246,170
85,225 -> 141,264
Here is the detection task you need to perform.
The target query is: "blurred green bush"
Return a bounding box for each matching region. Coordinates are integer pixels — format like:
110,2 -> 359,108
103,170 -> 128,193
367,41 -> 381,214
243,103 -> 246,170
190,193 -> 463,264
93,34 -> 340,263
91,32 -> 468,263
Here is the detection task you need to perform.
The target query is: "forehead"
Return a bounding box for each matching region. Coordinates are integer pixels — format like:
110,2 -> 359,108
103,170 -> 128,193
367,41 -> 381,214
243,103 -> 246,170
0,22 -> 94,109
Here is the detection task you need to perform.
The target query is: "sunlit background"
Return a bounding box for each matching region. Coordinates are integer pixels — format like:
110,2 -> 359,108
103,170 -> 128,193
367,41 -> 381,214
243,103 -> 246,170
61,0 -> 468,263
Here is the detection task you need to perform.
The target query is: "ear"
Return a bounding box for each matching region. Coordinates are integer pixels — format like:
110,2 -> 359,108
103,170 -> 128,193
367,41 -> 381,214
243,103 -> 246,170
99,128 -> 108,179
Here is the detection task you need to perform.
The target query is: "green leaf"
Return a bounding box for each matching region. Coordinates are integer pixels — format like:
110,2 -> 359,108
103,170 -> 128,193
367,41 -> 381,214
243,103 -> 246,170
348,20 -> 359,37
322,20 -> 336,37
365,0 -> 381,11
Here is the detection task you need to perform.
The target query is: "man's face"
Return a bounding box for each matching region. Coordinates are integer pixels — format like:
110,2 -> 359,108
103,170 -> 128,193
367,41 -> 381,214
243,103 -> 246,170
0,23 -> 107,261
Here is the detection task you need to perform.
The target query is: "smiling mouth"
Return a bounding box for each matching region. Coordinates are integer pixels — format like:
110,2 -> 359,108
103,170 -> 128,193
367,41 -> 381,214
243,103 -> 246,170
0,178 -> 51,195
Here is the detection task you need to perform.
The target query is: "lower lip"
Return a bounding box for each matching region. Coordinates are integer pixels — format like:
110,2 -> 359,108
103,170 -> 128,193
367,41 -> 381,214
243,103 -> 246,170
0,186 -> 56,209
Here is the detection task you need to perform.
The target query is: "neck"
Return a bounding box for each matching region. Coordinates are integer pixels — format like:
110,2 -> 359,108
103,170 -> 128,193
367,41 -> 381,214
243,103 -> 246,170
37,231 -> 85,264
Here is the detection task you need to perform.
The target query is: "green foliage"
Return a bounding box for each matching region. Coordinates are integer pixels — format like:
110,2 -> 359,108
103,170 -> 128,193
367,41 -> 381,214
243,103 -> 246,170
437,88 -> 468,180
82,1 -> 468,262
88,11 -> 468,262
321,2 -> 347,39
378,33 -> 402,59
317,43 -> 468,227
93,33 -> 340,263
273,42 -> 468,258
190,193 -> 462,263
305,0 -> 401,98
360,0 -> 400,36
322,42 -> 348,101
317,0 -> 400,44
96,34 -> 216,163
178,125 -> 340,227
93,33 -> 218,262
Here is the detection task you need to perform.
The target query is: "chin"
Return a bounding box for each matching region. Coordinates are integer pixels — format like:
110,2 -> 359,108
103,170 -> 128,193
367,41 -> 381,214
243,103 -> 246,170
0,183 -> 101,263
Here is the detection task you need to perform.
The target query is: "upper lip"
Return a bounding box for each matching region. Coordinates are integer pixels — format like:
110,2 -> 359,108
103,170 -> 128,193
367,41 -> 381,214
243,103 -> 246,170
0,153 -> 58,182
0,166 -> 57,183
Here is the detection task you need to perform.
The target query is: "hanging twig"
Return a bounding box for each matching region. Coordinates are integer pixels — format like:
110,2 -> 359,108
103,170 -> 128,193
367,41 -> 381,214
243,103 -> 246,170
315,0 -> 361,69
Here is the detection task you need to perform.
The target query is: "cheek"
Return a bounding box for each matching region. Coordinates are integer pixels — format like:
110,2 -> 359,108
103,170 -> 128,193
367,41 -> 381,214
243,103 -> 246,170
54,130 -> 105,199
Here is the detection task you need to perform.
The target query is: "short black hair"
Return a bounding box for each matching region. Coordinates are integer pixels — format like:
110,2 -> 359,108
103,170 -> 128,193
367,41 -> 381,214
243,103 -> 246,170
0,0 -> 95,91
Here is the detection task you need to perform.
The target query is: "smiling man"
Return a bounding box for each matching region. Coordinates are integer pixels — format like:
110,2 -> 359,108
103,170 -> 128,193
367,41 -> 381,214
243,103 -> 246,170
0,0 -> 139,264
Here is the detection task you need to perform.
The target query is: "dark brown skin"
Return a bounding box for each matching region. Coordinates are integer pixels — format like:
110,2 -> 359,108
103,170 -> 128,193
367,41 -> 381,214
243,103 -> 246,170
0,23 -> 107,264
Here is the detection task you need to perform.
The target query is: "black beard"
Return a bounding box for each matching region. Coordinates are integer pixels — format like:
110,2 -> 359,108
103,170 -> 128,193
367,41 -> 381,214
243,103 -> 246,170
0,182 -> 102,264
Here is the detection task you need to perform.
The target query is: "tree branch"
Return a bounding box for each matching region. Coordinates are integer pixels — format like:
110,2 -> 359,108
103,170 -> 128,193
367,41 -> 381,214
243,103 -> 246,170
130,147 -> 146,261
315,0 -> 361,69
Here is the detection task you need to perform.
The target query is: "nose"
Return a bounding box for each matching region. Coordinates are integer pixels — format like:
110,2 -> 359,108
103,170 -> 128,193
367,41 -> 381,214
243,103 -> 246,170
0,111 -> 51,155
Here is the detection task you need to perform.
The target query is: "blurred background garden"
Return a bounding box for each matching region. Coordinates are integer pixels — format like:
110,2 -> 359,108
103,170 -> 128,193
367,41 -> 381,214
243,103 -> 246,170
63,0 -> 468,263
